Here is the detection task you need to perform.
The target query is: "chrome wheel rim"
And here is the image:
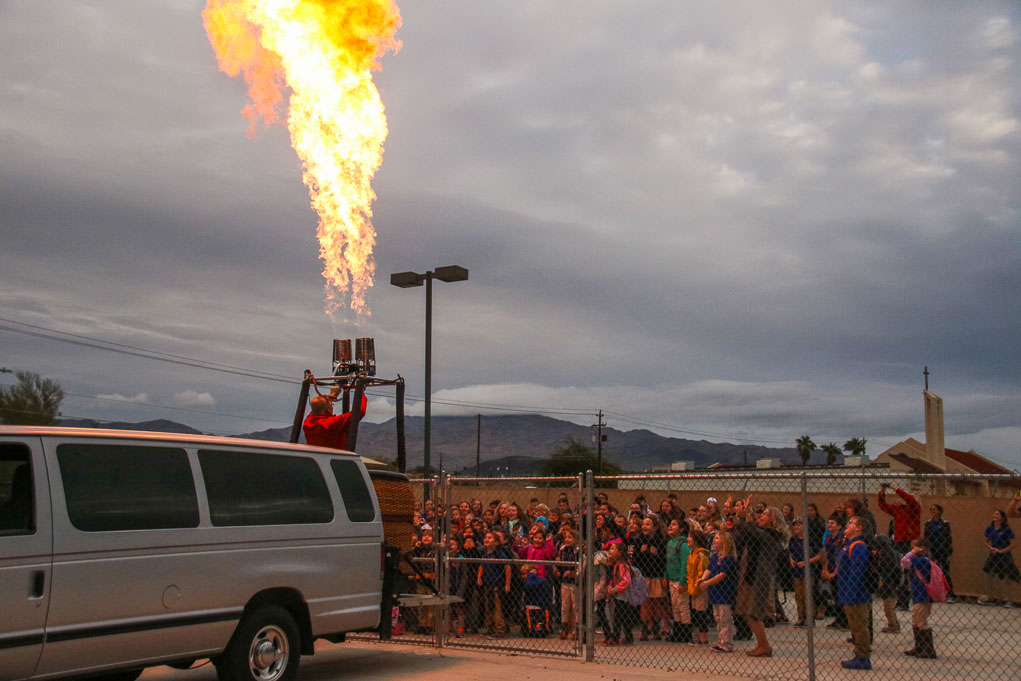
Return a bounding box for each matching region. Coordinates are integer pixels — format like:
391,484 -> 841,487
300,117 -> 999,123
248,624 -> 289,681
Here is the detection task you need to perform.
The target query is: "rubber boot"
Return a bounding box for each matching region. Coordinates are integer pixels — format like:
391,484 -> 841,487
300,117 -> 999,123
903,626 -> 919,656
916,628 -> 937,659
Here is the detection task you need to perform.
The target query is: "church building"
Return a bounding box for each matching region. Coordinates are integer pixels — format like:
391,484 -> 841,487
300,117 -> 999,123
872,371 -> 1013,495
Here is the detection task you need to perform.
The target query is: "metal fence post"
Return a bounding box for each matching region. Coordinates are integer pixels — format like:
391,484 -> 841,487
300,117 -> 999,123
800,472 -> 817,681
584,469 -> 595,662
574,472 -> 584,659
435,473 -> 448,648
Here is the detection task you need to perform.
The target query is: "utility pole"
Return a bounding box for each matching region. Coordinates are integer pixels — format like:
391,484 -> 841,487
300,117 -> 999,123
592,410 -> 607,475
476,413 -> 481,477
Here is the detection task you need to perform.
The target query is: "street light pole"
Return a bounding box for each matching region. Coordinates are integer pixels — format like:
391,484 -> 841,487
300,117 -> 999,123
391,265 -> 468,499
424,272 -> 432,478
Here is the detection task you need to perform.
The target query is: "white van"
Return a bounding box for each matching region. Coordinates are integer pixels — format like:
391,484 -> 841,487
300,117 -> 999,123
0,427 -> 388,681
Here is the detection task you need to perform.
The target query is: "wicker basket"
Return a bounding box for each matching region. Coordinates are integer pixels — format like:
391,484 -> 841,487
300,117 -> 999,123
369,471 -> 416,553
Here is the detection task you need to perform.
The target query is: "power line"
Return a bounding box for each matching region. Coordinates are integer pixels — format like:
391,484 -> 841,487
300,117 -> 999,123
0,320 -> 298,384
4,317 -> 991,459
63,391 -> 291,426
602,410 -> 794,444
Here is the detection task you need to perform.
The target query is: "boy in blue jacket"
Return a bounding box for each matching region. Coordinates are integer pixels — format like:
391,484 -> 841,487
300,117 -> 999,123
901,538 -> 937,659
838,516 -> 872,670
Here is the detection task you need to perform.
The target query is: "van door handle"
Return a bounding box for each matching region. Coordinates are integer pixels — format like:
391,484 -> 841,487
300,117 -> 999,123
29,571 -> 45,599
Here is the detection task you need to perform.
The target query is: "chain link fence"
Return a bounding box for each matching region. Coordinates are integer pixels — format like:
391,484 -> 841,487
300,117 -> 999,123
365,470 -> 1021,680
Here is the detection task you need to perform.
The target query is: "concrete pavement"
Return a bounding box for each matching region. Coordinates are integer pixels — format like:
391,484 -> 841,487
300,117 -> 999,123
142,640 -> 751,681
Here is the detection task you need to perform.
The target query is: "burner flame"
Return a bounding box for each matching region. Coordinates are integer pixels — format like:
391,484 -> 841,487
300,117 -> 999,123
203,0 -> 401,317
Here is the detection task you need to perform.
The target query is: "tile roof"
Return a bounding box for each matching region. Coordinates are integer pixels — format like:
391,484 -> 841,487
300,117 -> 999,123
887,452 -> 945,474
945,448 -> 1011,475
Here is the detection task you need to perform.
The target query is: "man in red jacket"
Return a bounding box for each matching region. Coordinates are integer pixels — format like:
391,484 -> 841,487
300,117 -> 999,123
878,483 -> 920,609
302,385 -> 367,451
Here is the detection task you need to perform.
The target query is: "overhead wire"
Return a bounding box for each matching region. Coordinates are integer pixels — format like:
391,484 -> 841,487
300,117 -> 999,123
1,317 -> 971,458
0,318 -> 298,384
62,390 -> 292,426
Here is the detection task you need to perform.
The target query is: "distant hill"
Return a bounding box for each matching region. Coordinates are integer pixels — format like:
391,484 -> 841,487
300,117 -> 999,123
58,418 -> 204,435
60,413 -> 808,471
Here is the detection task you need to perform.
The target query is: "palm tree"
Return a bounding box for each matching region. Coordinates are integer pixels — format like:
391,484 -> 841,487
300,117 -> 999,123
843,437 -> 867,458
820,442 -> 842,466
795,435 -> 817,466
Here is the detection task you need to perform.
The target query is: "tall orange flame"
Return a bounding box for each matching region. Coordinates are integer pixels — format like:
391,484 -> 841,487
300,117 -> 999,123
203,0 -> 401,317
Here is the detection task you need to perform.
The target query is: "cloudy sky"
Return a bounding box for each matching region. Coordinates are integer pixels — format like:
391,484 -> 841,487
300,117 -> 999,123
2,1 -> 1019,469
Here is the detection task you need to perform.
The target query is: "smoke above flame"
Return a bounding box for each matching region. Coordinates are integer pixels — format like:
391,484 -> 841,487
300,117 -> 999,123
203,0 -> 402,318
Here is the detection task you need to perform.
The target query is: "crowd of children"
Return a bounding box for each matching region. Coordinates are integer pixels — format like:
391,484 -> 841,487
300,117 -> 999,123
407,488 -> 1015,670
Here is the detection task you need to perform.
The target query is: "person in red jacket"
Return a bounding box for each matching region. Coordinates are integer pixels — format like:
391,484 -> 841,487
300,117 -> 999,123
302,385 -> 367,451
878,483 -> 921,609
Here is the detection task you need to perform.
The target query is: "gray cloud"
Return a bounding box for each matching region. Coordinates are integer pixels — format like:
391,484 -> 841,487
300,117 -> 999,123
1,1 -> 1018,466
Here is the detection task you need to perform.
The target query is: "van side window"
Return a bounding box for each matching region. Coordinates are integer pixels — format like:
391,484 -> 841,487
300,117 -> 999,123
199,450 -> 333,526
0,444 -> 34,535
329,459 -> 377,522
57,444 -> 199,531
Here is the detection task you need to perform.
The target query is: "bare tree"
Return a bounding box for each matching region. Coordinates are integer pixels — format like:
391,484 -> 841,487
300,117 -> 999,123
0,370 -> 65,425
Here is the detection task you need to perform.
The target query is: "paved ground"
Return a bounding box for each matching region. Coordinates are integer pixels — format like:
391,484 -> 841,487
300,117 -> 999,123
142,599 -> 1020,681
142,640 -> 749,681
373,598 -> 1021,681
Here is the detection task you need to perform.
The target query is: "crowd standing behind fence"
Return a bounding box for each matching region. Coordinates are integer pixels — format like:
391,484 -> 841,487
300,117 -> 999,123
385,472 -> 1021,680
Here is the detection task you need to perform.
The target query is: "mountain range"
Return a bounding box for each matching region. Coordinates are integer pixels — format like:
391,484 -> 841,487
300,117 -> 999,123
59,414 -> 808,473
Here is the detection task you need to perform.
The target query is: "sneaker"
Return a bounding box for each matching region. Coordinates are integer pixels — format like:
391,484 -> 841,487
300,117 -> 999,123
841,657 -> 872,670
794,621 -> 807,628
711,644 -> 733,653
1003,601 -> 1015,609
977,598 -> 993,606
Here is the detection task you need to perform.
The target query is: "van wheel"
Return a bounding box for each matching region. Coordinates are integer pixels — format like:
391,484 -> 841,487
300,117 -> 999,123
216,606 -> 300,681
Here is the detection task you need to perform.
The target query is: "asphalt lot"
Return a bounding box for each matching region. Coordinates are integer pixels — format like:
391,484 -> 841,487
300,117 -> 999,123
140,599 -> 1021,681
141,639 -> 749,681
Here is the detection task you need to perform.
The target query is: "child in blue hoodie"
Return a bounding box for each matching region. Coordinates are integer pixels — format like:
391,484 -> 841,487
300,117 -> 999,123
901,538 -> 937,659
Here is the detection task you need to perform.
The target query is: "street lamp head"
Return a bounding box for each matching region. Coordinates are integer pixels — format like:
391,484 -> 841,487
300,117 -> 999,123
433,265 -> 469,283
390,271 -> 424,288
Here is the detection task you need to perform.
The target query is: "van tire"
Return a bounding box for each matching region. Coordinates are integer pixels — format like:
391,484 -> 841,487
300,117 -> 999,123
216,606 -> 300,681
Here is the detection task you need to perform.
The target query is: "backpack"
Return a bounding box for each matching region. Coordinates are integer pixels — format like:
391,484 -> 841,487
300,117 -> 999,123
523,606 -> 550,637
849,540 -> 880,593
916,558 -> 950,603
628,565 -> 649,606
